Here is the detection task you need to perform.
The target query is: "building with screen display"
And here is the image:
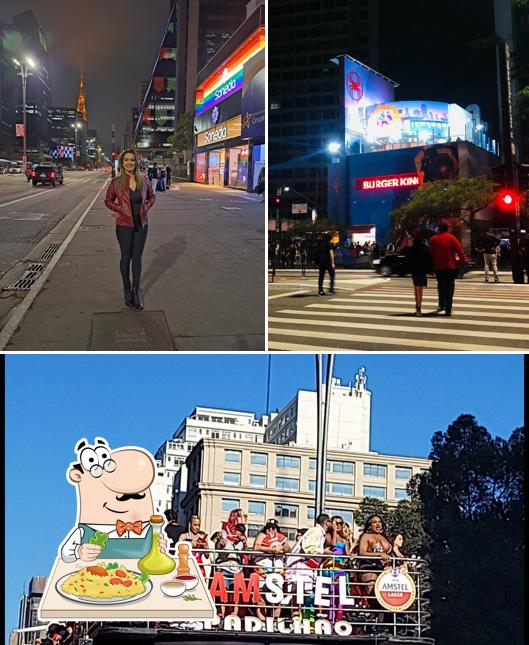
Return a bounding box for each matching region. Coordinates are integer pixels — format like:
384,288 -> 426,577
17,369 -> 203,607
193,3 -> 264,190
328,55 -> 500,244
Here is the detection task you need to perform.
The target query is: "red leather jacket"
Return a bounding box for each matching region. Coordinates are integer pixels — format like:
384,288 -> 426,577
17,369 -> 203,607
104,175 -> 155,228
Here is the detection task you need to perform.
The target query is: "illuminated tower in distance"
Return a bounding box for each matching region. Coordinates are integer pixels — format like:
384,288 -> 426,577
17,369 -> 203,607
76,72 -> 88,122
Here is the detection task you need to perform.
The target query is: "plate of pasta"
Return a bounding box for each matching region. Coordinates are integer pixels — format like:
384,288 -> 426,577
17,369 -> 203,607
56,562 -> 152,604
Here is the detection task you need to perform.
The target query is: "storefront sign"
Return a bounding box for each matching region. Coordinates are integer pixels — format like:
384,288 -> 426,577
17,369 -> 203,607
196,116 -> 241,148
356,173 -> 420,190
375,568 -> 416,612
241,49 -> 265,139
196,69 -> 244,117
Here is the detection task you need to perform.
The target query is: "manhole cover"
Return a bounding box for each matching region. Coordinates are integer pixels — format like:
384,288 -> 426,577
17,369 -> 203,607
79,225 -> 105,231
88,310 -> 175,350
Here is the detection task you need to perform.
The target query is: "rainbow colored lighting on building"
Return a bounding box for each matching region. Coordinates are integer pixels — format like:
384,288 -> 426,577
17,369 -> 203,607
195,27 -> 265,112
195,68 -> 244,116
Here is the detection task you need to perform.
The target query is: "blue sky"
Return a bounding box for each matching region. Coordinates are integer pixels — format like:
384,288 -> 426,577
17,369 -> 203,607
5,353 -> 524,638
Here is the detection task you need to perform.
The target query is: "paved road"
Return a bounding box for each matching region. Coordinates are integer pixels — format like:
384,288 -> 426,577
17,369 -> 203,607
0,171 -> 106,277
0,179 -> 265,350
268,270 -> 529,351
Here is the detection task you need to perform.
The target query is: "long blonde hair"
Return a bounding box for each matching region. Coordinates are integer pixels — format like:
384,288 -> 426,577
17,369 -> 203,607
115,149 -> 144,190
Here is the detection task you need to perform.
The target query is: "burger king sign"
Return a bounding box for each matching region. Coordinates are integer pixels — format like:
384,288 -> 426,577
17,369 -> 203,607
375,568 -> 417,612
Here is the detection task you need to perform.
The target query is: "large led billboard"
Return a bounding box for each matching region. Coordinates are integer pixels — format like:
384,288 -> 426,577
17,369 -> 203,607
50,145 -> 74,160
343,56 -> 396,154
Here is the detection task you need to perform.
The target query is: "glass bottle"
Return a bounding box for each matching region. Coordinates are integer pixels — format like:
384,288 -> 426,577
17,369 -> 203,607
138,515 -> 176,575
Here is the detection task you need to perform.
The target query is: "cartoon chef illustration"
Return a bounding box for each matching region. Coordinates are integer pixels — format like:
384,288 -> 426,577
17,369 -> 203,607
60,437 -> 167,562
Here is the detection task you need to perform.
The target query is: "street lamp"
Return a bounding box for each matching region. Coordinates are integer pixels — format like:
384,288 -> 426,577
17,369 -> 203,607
71,122 -> 81,164
13,56 -> 36,174
327,142 -> 341,154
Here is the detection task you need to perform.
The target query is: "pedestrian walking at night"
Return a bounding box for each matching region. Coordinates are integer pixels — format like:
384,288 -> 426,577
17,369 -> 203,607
148,162 -> 159,193
316,233 -> 335,296
158,166 -> 166,192
406,234 -> 433,316
165,164 -> 172,188
476,231 -> 501,282
428,221 -> 465,317
104,149 -> 155,311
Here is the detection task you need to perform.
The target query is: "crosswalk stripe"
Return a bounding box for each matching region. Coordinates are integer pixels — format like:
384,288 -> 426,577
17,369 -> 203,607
277,308 -> 529,329
339,293 -> 529,304
267,327 -> 517,351
302,303 -> 529,319
323,298 -> 529,311
268,316 -> 529,343
268,341 -> 353,351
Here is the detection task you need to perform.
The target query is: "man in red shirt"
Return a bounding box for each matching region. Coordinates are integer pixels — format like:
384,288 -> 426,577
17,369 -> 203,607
428,222 -> 465,317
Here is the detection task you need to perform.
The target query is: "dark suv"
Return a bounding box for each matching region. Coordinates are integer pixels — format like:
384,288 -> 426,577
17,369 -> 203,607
32,164 -> 63,187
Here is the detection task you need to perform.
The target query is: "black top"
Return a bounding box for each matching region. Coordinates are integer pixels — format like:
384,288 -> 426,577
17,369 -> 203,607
129,188 -> 142,230
316,240 -> 333,267
406,242 -> 433,275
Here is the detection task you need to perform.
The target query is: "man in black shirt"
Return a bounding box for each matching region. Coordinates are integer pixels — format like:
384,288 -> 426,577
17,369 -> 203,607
164,509 -> 186,556
316,234 -> 336,295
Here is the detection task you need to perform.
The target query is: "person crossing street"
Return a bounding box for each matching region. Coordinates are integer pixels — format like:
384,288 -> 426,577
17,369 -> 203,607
428,222 -> 465,317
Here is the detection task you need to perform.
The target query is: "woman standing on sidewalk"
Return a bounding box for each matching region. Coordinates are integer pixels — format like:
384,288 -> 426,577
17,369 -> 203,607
104,149 -> 155,310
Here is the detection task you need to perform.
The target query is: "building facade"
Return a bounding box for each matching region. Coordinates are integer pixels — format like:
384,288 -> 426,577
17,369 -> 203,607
133,1 -> 177,159
193,3 -> 265,190
269,0 -> 381,221
265,369 -> 371,452
152,405 -> 267,517
15,576 -> 48,645
0,16 -> 17,157
181,438 -> 431,541
10,10 -> 52,158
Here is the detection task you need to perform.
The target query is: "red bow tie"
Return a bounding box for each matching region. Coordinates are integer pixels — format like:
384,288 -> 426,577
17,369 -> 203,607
115,520 -> 143,537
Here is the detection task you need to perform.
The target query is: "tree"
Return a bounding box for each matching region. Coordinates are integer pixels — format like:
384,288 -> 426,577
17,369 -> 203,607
390,176 -> 494,238
419,415 -> 524,645
286,218 -> 346,237
167,112 -> 194,153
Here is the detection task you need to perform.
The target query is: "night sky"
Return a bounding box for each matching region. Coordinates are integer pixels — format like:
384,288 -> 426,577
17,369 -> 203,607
378,0 -> 500,137
1,0 -> 172,151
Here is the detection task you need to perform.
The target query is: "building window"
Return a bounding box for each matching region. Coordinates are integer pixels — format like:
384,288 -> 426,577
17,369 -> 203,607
212,416 -> 223,422
250,474 -> 267,488
251,452 -> 267,466
327,482 -> 353,497
285,528 -> 298,541
309,458 -> 316,471
307,506 -> 315,520
277,455 -> 300,469
275,503 -> 298,518
395,467 -> 412,480
225,450 -> 241,464
394,488 -> 408,500
248,500 -> 265,516
308,479 -> 315,492
364,464 -> 387,478
224,472 -> 241,485
222,498 -> 240,512
276,477 -> 299,491
363,485 -> 386,499
329,460 -> 354,474
328,509 -> 353,524
248,523 -> 261,538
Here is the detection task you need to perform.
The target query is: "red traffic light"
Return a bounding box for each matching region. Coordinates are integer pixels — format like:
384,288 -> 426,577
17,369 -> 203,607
274,197 -> 280,205
496,189 -> 518,210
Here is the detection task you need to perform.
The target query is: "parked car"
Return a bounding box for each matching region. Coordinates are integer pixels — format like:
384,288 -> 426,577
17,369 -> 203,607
8,161 -> 23,174
375,249 -> 475,278
31,164 -> 64,186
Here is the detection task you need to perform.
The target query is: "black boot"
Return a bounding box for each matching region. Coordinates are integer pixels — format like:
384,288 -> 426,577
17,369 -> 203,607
132,287 -> 144,311
124,287 -> 134,307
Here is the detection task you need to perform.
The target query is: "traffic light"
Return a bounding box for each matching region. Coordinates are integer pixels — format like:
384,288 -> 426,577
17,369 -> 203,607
496,188 -> 519,211
274,196 -> 281,206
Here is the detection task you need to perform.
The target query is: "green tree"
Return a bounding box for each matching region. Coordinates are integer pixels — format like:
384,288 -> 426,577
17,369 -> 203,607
167,112 -> 194,153
419,415 -> 524,645
286,218 -> 346,237
390,176 -> 494,238
387,474 -> 429,556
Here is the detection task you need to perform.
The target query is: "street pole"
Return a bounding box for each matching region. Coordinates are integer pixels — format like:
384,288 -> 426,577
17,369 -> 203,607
21,66 -> 27,174
315,354 -> 334,517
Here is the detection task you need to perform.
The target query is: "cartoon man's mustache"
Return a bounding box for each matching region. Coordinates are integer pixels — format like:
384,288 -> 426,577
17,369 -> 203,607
115,492 -> 146,502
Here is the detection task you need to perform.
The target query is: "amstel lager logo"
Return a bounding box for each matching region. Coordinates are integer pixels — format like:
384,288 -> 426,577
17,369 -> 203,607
375,568 -> 416,612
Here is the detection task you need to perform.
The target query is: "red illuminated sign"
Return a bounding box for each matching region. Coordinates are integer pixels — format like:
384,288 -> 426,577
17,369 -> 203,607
356,173 -> 420,190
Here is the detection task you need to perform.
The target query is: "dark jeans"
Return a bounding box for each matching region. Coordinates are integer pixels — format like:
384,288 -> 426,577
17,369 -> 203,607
435,269 -> 457,313
116,224 -> 148,290
318,266 -> 335,293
